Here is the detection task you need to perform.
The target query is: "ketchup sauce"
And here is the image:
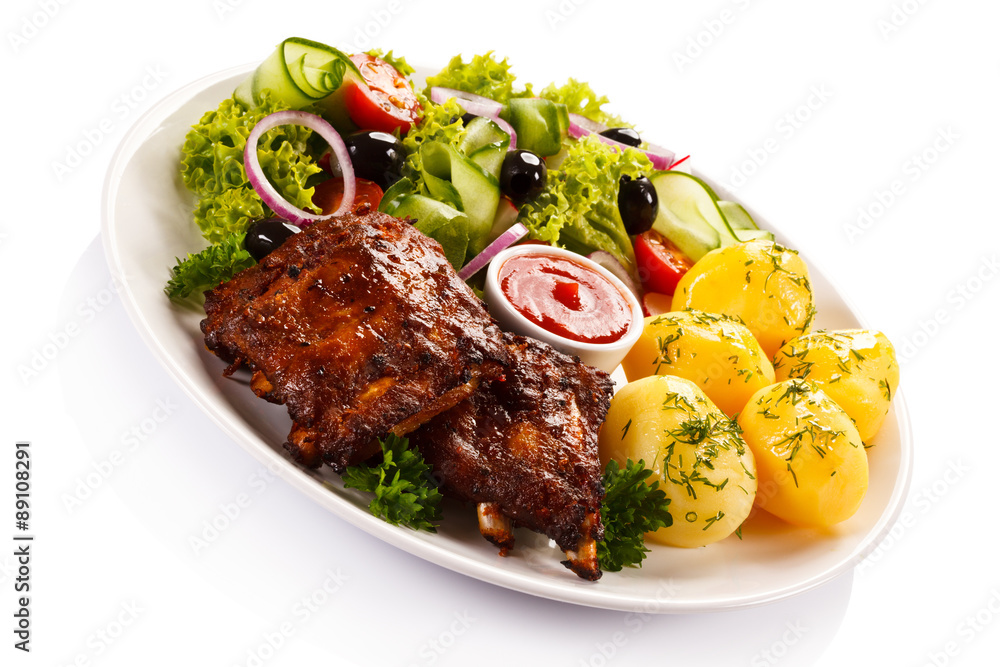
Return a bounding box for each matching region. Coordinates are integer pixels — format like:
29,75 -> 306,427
498,252 -> 633,344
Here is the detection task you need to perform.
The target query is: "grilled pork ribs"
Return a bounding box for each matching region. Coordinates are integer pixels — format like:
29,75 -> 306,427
202,210 -> 510,471
410,333 -> 613,580
200,210 -> 612,579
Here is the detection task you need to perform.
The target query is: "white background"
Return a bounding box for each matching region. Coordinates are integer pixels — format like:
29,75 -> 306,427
3,0 -> 999,665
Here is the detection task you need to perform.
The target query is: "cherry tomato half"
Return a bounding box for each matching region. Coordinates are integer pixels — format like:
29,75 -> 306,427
312,177 -> 384,215
344,54 -> 421,135
633,229 -> 694,296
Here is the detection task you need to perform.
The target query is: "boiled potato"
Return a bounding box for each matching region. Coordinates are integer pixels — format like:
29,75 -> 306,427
773,329 -> 899,443
738,379 -> 868,528
599,375 -> 757,548
621,309 -> 775,417
671,240 -> 815,358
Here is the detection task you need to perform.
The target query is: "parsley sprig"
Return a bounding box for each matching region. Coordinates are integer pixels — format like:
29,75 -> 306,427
598,459 -> 673,572
165,232 -> 255,300
342,435 -> 443,532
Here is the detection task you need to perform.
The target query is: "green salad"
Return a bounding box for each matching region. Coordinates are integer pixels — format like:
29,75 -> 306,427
166,38 -> 693,572
166,39 -> 677,301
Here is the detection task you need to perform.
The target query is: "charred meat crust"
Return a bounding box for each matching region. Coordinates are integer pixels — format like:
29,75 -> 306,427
410,333 -> 613,555
201,210 -> 510,472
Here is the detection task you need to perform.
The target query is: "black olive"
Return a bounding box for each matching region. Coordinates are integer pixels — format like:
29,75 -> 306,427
244,218 -> 300,261
342,131 -> 406,191
460,112 -> 478,125
618,175 -> 659,235
599,127 -> 642,147
500,150 -> 547,203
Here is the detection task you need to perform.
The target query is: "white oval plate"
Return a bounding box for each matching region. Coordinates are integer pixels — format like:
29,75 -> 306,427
101,64 -> 913,613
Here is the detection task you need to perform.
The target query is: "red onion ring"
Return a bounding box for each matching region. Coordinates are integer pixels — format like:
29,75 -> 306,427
458,222 -> 529,281
567,113 -> 606,135
244,110 -> 355,225
429,87 -> 517,150
567,113 -> 675,171
429,86 -> 504,119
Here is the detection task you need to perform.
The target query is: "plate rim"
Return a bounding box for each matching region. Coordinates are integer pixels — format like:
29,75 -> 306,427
100,63 -> 915,614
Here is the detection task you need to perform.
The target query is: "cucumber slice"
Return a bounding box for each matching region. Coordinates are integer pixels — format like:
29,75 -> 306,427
234,37 -> 362,109
378,177 -> 416,213
649,171 -> 726,261
459,117 -> 510,179
501,98 -> 567,157
459,117 -> 511,156
290,40 -> 355,95
391,194 -> 470,269
676,173 -> 741,247
418,143 -> 464,211
447,145 -> 500,256
284,48 -> 331,98
651,208 -> 719,262
650,171 -> 747,257
237,46 -> 307,107
733,228 -> 775,242
718,200 -> 759,231
416,141 -> 500,257
468,144 -> 505,179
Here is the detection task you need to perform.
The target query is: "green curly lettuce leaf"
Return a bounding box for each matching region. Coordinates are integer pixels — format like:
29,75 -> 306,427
342,434 -> 443,532
538,78 -> 629,128
598,459 -> 673,572
365,47 -> 415,77
400,92 -> 467,187
165,232 -> 256,300
180,90 -> 323,243
425,54 -> 627,128
519,134 -> 652,271
190,185 -> 267,245
424,52 -> 533,104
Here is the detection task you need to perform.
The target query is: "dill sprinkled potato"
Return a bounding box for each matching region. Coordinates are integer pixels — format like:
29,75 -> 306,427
773,329 -> 899,443
598,375 -> 757,548
621,309 -> 775,417
738,379 -> 868,528
671,240 -> 816,359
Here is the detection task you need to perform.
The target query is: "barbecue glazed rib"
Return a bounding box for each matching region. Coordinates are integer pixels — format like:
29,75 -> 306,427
201,210 -> 510,471
410,333 -> 614,580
